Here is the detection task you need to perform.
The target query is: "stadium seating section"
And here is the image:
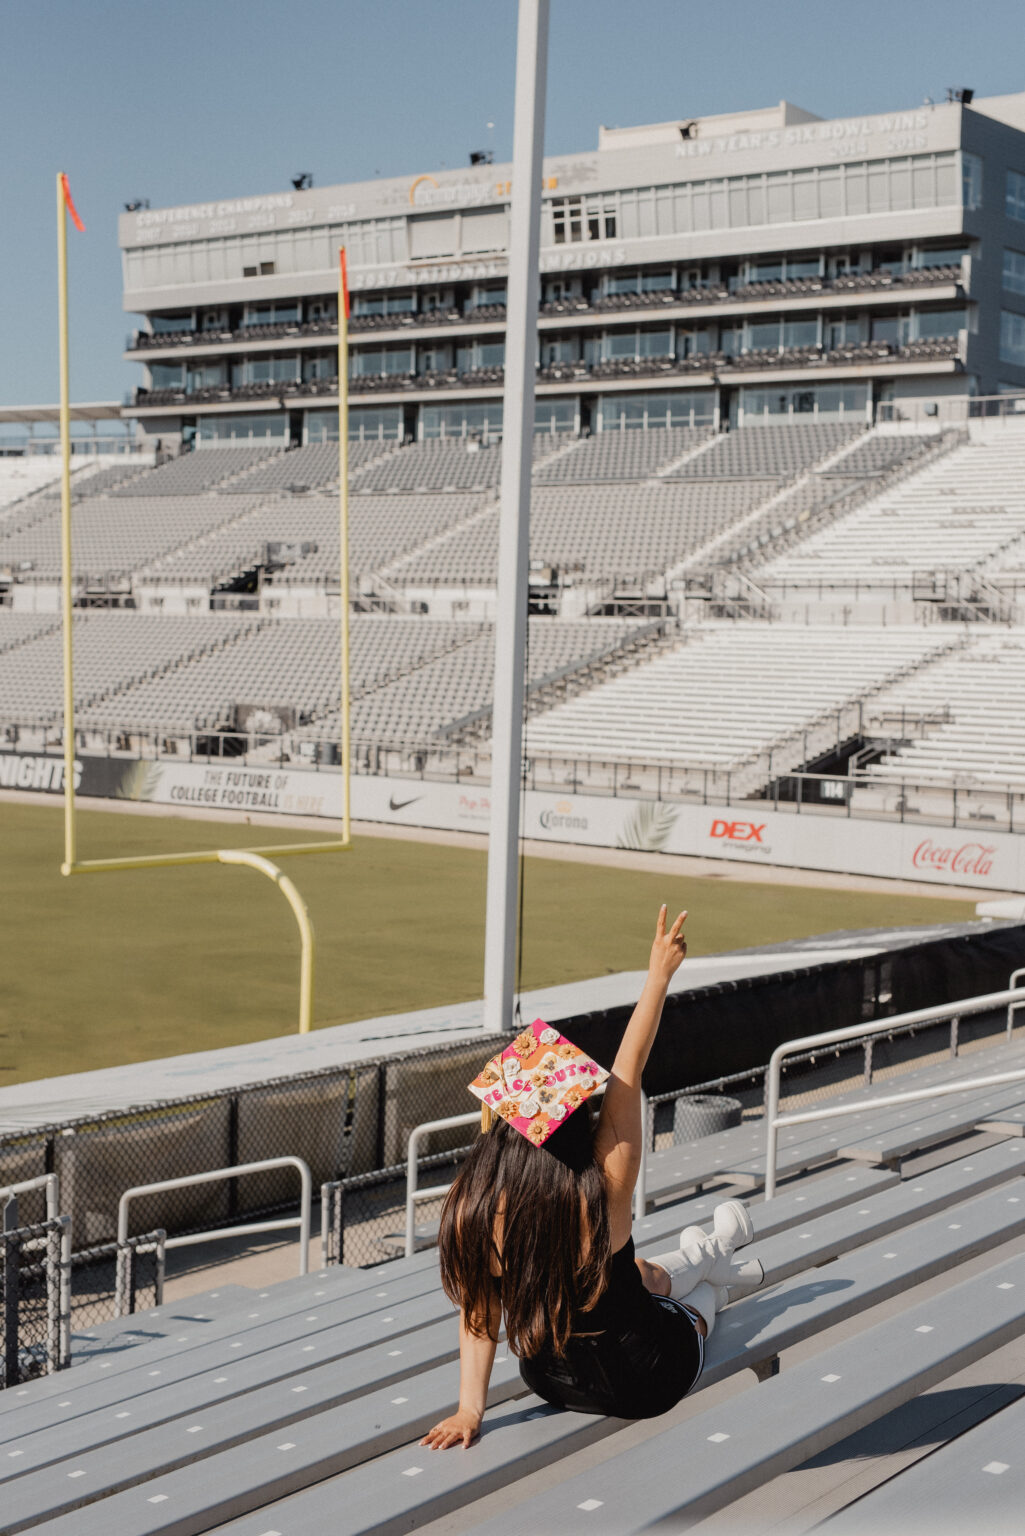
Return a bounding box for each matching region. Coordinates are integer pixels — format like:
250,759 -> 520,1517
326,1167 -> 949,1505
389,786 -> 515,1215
3,419 -> 1025,803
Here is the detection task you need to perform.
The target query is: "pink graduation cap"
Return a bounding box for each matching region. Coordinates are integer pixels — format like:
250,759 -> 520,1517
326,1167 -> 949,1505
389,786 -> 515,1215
468,1018 -> 609,1146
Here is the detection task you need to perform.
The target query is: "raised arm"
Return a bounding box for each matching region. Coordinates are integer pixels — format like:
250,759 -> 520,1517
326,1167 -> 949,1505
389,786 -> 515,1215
595,905 -> 687,1244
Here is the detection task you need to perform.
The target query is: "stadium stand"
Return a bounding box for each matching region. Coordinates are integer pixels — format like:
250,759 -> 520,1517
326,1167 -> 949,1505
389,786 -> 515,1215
384,479 -> 778,587
0,457 -> 63,510
758,433 -> 1025,589
139,493 -> 494,587
303,618 -> 648,746
666,421 -> 862,480
0,495 -> 262,583
3,1032 -> 1024,1536
859,630 -> 1025,788
523,623 -> 952,778
219,439 -> 402,495
109,446 -> 282,498
0,612 -> 257,725
532,424 -> 714,483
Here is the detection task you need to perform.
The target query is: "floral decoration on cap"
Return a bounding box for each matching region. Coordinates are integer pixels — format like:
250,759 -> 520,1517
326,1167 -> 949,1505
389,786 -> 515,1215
468,1019 -> 609,1146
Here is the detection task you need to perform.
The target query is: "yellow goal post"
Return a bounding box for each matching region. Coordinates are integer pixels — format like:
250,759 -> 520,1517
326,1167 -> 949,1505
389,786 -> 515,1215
56,170 -> 353,1034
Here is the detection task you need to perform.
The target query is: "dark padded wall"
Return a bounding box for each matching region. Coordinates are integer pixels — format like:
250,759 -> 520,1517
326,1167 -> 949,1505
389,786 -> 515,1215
571,922 -> 1025,1096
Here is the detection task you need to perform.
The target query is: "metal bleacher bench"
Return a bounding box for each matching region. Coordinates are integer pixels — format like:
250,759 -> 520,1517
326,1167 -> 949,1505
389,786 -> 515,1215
819,1387 -> 1025,1534
7,1147 -> 1025,1536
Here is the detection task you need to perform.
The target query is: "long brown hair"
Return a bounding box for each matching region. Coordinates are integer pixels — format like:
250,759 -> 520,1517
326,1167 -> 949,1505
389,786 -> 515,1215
438,1107 -> 611,1360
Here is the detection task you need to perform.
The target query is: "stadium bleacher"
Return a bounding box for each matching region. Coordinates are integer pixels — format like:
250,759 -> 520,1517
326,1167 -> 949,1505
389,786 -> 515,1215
108,445 -> 283,497
4,1030 -> 1024,1535
523,623 -> 953,777
758,433 -> 1025,589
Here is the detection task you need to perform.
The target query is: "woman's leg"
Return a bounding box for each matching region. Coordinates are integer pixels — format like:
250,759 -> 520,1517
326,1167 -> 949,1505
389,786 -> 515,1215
637,1256 -> 709,1335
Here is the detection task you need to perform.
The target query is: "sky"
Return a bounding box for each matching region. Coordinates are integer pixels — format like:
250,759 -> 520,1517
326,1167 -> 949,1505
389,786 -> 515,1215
2,0 -> 1024,409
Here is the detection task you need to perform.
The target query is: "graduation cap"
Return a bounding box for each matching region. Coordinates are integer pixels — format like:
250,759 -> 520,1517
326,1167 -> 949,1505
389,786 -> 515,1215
468,1019 -> 609,1146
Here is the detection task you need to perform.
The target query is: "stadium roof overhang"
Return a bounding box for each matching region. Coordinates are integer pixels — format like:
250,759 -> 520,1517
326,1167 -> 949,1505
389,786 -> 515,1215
0,401 -> 126,425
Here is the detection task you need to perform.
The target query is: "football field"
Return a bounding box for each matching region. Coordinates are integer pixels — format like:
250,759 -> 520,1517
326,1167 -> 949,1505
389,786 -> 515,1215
0,799 -> 975,1088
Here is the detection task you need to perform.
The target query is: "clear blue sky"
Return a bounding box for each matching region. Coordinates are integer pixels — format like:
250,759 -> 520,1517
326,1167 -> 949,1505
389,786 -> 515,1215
2,0 -> 1023,406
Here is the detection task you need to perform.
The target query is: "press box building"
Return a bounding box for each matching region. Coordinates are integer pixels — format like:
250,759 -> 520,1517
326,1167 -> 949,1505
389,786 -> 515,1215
120,91 -> 1025,448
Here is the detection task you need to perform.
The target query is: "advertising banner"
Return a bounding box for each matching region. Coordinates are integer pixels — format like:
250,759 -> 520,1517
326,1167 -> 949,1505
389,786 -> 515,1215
7,753 -> 1023,892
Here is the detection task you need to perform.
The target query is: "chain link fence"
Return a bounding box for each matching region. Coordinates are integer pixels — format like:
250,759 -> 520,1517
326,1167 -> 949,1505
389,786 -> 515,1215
1,1217 -> 69,1388
1,998 -> 1018,1328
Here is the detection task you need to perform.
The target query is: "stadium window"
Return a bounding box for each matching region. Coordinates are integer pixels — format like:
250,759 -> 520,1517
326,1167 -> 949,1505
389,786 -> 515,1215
551,196 -> 583,244
640,270 -> 674,292
1006,170 -> 1025,223
783,317 -> 819,348
259,261 -> 275,275
747,319 -> 781,352
151,312 -> 195,334
915,308 -> 966,339
999,310 -> 1025,366
585,196 -> 617,240
1004,250 -> 1025,295
960,153 -> 983,211
243,266 -> 258,278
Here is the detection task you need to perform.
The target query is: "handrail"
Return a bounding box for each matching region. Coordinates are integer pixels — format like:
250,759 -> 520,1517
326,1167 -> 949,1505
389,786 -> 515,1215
116,1156 -> 312,1308
1009,969 -> 1025,1041
404,1087 -> 645,1259
0,1172 -> 60,1226
764,980 -> 1025,1198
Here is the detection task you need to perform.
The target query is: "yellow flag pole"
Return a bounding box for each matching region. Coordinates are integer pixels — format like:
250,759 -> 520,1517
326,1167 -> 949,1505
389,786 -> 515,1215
57,171 -> 76,873
338,248 -> 351,845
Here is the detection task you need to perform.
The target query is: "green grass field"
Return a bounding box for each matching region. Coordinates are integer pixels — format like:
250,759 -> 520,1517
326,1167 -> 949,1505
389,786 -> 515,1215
0,799 -> 975,1087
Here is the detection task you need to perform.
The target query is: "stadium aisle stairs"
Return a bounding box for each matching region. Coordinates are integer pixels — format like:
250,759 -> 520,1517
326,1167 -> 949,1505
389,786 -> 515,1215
6,1048 -> 1025,1535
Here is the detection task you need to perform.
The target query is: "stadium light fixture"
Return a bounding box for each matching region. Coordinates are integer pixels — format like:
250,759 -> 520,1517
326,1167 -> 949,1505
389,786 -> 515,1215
54,175 -> 352,1035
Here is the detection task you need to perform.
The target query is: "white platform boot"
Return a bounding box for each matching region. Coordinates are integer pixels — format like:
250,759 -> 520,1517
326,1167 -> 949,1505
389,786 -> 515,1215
648,1199 -> 762,1303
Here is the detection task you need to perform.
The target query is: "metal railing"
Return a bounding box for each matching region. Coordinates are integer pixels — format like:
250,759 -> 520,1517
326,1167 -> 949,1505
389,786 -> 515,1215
1009,969 -> 1025,1040
763,981 -> 1025,1198
1,1173 -> 61,1226
115,1156 -> 312,1313
1,1216 -> 72,1386
403,1090 -> 646,1259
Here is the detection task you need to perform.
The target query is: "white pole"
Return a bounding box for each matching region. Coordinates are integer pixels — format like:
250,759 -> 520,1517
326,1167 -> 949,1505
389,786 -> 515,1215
482,0 -> 549,1034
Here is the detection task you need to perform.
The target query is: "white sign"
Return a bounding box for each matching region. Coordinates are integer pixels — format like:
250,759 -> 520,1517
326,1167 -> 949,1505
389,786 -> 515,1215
66,759 -> 1025,893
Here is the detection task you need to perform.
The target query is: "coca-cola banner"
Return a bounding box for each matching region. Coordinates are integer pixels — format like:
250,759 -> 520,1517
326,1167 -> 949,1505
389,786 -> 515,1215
7,754 -> 1024,892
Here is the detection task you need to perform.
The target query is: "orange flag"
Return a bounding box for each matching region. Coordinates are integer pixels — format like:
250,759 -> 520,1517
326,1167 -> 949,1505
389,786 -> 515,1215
60,173 -> 85,233
339,246 -> 349,318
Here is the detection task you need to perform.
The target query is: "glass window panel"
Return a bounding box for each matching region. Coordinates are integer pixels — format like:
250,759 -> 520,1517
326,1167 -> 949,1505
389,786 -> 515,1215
635,190 -> 655,237
149,363 -> 185,389
535,397 -> 576,432
915,307 -> 965,338
748,320 -> 780,350
917,245 -> 967,268
673,186 -> 692,233
710,183 -> 728,229
617,190 -> 639,240
751,260 -> 784,282
1006,170 -> 1025,222
936,158 -> 956,205
728,184 -> 748,226
961,153 -> 983,210
606,330 -> 640,358
1004,249 -> 1025,295
784,317 -> 819,347
198,412 -> 287,442
691,186 -> 711,231
1000,310 -> 1025,365
766,174 -> 792,223
818,171 -> 842,218
640,270 -> 674,292
890,163 -> 912,210
911,162 -> 934,207
607,271 -> 641,295
868,164 -> 890,213
655,188 -> 675,236
746,178 -> 766,226
787,257 -> 821,278
476,341 -> 505,367
871,315 -> 899,343
638,328 -> 672,356
152,313 -> 194,334
845,166 -> 868,215
793,173 -> 817,221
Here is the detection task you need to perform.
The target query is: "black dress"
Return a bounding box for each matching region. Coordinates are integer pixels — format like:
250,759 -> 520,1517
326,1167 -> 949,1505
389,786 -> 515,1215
518,1236 -> 704,1420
